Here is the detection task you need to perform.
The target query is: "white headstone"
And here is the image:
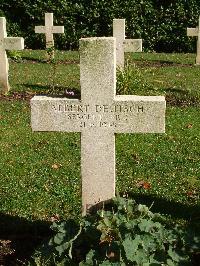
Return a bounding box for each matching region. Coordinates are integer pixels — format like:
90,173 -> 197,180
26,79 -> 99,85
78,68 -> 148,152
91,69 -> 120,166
113,19 -> 142,68
35,13 -> 64,48
31,37 -> 165,215
0,17 -> 24,93
187,16 -> 200,64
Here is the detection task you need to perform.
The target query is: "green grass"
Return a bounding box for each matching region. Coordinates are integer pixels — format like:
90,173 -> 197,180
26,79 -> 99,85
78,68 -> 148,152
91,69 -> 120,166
9,50 -> 80,94
0,50 -> 199,224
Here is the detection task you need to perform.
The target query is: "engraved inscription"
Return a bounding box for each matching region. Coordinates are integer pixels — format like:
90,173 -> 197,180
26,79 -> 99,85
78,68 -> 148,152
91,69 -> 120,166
52,104 -> 144,113
51,103 -> 145,129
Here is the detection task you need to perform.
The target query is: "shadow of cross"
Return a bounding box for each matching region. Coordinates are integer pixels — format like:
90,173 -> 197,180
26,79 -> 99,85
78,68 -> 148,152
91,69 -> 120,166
31,37 -> 166,215
35,13 -> 64,48
187,16 -> 200,65
113,19 -> 142,69
0,17 -> 24,93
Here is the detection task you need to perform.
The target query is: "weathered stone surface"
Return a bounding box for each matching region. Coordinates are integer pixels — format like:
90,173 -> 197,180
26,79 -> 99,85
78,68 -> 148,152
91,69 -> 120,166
0,17 -> 24,93
35,13 -> 64,48
113,19 -> 142,68
31,37 -> 165,215
31,96 -> 165,133
124,39 -> 142,53
187,16 -> 200,64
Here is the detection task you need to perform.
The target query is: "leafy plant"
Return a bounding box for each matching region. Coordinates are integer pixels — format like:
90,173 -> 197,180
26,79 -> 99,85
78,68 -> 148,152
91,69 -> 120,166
7,50 -> 22,62
30,196 -> 200,265
116,63 -> 153,95
46,46 -> 58,94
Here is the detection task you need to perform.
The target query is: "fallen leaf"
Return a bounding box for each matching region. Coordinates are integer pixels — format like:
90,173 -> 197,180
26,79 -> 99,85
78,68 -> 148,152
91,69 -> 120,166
44,184 -> 50,192
136,181 -> 151,190
186,123 -> 193,128
52,163 -> 62,169
186,190 -> 198,199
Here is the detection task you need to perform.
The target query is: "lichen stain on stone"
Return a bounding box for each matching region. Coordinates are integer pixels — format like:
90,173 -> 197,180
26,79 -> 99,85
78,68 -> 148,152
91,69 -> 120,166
80,38 -> 114,65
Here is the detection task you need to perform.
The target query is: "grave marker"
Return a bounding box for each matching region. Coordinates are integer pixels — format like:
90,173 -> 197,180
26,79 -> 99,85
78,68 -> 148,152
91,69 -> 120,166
113,19 -> 142,68
35,13 -> 64,48
0,17 -> 24,93
31,37 -> 165,215
187,16 -> 200,64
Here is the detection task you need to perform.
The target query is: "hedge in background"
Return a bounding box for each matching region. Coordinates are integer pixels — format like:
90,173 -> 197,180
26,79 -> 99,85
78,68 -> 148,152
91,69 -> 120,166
0,0 -> 200,52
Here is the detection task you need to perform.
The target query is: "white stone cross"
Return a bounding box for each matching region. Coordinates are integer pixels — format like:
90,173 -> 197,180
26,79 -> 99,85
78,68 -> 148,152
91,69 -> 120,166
0,17 -> 24,93
31,37 -> 165,215
35,13 -> 64,48
187,16 -> 200,64
113,19 -> 142,68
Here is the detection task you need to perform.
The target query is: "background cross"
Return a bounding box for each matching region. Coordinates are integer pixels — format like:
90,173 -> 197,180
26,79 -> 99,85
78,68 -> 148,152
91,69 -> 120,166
35,13 -> 64,48
187,16 -> 200,64
0,17 -> 24,93
113,19 -> 142,68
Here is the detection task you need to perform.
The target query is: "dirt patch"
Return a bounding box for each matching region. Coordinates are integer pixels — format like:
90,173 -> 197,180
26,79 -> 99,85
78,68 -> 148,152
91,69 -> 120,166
131,60 -> 193,68
0,92 -> 35,101
11,58 -> 79,65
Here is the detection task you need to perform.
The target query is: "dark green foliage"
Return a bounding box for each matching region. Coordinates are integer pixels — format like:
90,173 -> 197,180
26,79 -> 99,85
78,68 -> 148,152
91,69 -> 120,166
1,0 -> 200,52
30,196 -> 200,265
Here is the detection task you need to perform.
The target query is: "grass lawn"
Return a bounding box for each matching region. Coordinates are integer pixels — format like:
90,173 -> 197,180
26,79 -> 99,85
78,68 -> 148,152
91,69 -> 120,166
0,50 -> 199,264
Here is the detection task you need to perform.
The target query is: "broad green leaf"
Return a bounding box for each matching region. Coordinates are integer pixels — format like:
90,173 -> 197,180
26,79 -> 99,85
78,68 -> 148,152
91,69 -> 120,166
122,235 -> 141,261
134,249 -> 149,264
167,258 -> 177,266
80,250 -> 95,265
138,219 -> 155,233
55,242 -> 70,256
168,247 -> 184,262
54,233 -> 65,245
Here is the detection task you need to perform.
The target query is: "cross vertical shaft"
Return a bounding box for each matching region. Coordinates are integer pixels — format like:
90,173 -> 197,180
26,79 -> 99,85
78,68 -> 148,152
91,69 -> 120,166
45,13 -> 54,48
0,18 -> 9,92
196,16 -> 200,64
80,38 -> 116,214
113,19 -> 125,69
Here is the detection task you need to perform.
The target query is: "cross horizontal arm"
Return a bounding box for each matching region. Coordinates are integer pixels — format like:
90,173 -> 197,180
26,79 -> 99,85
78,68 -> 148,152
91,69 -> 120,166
4,37 -> 24,50
52,26 -> 64,34
187,27 -> 198,36
31,95 -> 166,134
31,97 -> 83,132
35,26 -> 46,34
114,95 -> 165,133
124,39 -> 142,52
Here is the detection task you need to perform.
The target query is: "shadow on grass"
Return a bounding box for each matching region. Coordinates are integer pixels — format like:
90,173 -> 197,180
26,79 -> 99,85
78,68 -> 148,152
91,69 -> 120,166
124,192 -> 200,224
19,57 -> 79,65
0,213 -> 52,265
146,85 -> 199,107
131,59 -> 193,67
21,83 -> 81,99
165,88 -> 200,107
